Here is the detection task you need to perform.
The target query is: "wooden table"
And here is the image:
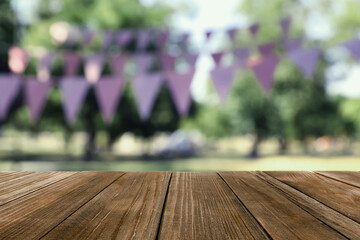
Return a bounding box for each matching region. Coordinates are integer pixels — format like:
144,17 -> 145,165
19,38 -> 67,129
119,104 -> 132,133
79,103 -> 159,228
0,171 -> 359,239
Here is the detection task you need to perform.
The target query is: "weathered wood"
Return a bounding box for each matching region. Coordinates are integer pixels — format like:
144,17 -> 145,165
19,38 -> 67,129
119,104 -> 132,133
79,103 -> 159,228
0,171 -> 123,240
0,171 -> 34,184
0,171 -> 75,206
43,172 -> 171,240
316,171 -> 360,188
256,171 -> 360,239
267,171 -> 360,224
219,171 -> 346,239
158,172 -> 270,240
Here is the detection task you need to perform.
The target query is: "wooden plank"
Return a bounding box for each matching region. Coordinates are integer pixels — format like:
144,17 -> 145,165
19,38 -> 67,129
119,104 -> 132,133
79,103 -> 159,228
266,171 -> 360,224
158,172 -> 270,240
43,172 -> 171,240
0,171 -> 75,206
0,171 -> 123,240
256,171 -> 360,239
0,171 -> 35,184
219,172 -> 346,240
316,171 -> 360,189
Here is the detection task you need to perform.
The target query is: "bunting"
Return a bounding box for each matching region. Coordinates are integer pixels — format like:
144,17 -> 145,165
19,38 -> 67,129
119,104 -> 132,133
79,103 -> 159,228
110,54 -> 129,76
133,73 -> 163,121
288,48 -> 321,78
252,54 -> 279,93
342,38 -> 360,62
63,51 -> 82,76
0,75 -> 21,121
24,79 -> 52,122
94,76 -> 125,123
60,77 -> 89,124
165,70 -> 195,116
211,65 -> 235,104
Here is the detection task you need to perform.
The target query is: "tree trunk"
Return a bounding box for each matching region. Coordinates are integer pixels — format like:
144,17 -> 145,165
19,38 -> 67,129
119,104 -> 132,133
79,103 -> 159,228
84,128 -> 96,161
249,134 -> 261,158
278,137 -> 288,155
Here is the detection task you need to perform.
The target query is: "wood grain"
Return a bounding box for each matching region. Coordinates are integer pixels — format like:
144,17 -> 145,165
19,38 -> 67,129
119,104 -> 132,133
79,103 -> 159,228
219,171 -> 346,239
43,172 -> 171,240
0,171 -> 75,206
0,171 -> 34,184
316,171 -> 360,188
0,171 -> 123,240
267,171 -> 360,224
158,172 -> 270,240
256,171 -> 360,239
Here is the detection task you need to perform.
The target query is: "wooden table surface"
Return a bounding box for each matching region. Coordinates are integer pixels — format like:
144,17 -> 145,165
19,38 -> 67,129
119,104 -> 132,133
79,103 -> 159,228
0,171 -> 359,240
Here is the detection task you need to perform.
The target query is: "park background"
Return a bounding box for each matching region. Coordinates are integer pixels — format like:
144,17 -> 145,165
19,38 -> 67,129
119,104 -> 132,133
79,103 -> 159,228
1,0 -> 360,171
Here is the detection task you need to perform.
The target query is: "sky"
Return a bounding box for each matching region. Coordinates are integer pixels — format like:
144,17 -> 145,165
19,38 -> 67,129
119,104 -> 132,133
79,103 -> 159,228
11,0 -> 360,100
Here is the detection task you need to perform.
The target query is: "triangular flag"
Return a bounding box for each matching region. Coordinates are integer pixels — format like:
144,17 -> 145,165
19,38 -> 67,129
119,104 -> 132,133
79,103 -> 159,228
157,31 -> 169,50
280,17 -> 291,37
249,23 -> 260,37
24,79 -> 52,122
283,38 -> 302,51
110,54 -> 129,76
116,30 -> 133,47
137,30 -> 151,51
133,73 -> 163,121
233,48 -> 249,60
211,65 -> 235,104
63,51 -> 82,76
37,52 -> 54,82
8,46 -> 29,74
185,53 -> 198,67
252,54 -> 279,93
83,30 -> 95,45
135,54 -> 153,74
205,30 -> 213,41
60,78 -> 89,124
258,42 -> 276,56
165,70 -> 195,116
211,52 -> 224,66
94,76 -> 125,123
84,54 -> 104,84
227,28 -> 238,42
342,38 -> 360,62
160,54 -> 176,71
0,75 -> 21,121
102,31 -> 114,49
288,48 -> 321,78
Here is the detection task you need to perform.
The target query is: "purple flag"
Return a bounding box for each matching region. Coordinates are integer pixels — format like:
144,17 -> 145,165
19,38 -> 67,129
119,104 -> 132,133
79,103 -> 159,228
258,42 -> 276,56
252,55 -> 279,93
116,30 -> 133,47
288,48 -> 321,78
185,53 -> 198,67
283,38 -> 303,51
0,75 -> 21,121
24,79 -> 52,122
136,54 -> 153,74
160,54 -> 176,71
233,48 -> 249,61
280,17 -> 291,37
227,28 -> 238,41
137,30 -> 151,51
342,38 -> 360,62
165,70 -> 195,116
63,51 -> 82,76
60,78 -> 89,124
110,54 -> 129,76
205,30 -> 213,41
157,31 -> 169,50
211,65 -> 235,104
211,52 -> 224,66
102,31 -> 114,49
83,30 -> 95,45
133,73 -> 163,121
84,54 -> 104,84
249,23 -> 260,37
37,52 -> 54,82
94,76 -> 125,123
